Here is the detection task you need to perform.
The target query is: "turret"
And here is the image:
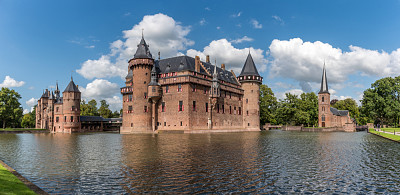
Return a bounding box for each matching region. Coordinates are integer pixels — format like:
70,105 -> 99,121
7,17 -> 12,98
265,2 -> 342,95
238,52 -> 262,130
62,77 -> 81,133
121,33 -> 154,133
318,63 -> 330,127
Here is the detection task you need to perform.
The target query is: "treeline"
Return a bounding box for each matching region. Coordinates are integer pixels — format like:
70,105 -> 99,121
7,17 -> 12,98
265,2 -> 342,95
80,99 -> 121,118
260,84 -> 362,126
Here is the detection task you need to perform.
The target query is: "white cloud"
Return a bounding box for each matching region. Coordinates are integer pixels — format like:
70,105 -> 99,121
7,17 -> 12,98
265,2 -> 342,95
77,13 -> 194,79
272,15 -> 284,25
216,26 -> 221,30
231,12 -> 242,18
0,76 -> 25,88
26,98 -> 38,107
186,39 -> 267,74
276,89 -> 304,100
274,82 -> 294,89
268,38 -> 400,85
250,19 -> 262,29
231,36 -> 254,44
78,79 -> 122,111
199,18 -> 206,26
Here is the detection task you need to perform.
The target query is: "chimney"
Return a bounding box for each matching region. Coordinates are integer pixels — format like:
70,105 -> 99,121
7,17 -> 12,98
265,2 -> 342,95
221,64 -> 225,70
206,55 -> 210,63
195,56 -> 200,72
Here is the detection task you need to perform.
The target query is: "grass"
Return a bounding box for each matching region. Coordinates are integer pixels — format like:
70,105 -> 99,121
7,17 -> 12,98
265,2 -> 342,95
369,128 -> 400,141
381,128 -> 400,133
0,163 -> 36,195
0,128 -> 47,131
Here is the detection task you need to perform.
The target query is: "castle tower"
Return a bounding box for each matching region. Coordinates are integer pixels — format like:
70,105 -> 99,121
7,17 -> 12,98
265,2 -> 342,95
237,53 -> 263,130
318,63 -> 330,127
62,77 -> 81,133
48,91 -> 55,132
122,34 -> 154,133
40,89 -> 49,129
209,62 -> 220,129
148,64 -> 161,131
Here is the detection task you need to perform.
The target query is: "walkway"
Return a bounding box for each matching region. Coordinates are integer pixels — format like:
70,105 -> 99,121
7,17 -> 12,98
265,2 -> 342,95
374,128 -> 400,136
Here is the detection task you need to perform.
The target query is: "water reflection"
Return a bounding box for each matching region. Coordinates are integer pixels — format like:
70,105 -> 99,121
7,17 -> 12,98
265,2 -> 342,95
0,131 -> 399,193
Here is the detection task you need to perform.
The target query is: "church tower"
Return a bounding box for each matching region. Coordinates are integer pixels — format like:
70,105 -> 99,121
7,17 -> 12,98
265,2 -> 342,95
121,34 -> 154,133
62,77 -> 81,133
318,63 -> 330,127
237,53 -> 263,130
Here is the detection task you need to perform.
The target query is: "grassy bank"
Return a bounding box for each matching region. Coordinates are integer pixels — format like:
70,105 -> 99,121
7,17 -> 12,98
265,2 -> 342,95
0,128 -> 46,131
0,163 -> 36,195
381,128 -> 400,133
369,128 -> 400,141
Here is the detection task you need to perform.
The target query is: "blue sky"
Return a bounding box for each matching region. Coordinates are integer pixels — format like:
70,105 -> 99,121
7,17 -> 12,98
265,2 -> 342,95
1,0 -> 400,113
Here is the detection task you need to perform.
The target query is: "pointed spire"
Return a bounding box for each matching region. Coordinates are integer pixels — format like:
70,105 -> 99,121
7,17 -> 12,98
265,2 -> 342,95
134,31 -> 153,59
239,53 -> 260,77
319,62 -> 329,94
148,65 -> 160,86
64,78 -> 80,93
213,59 -> 218,80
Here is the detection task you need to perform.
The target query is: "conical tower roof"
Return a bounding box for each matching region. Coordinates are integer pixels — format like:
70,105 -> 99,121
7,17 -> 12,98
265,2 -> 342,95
134,34 -> 153,59
239,53 -> 260,77
319,63 -> 329,94
64,77 -> 80,93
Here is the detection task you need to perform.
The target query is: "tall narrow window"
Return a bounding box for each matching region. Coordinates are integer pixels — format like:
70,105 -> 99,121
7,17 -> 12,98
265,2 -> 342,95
179,101 -> 183,111
222,105 -> 225,114
129,94 -> 133,102
322,115 -> 325,121
128,106 -> 132,113
166,86 -> 169,93
217,104 -> 219,113
178,84 -> 182,92
230,106 -> 232,114
56,107 -> 59,112
239,107 -> 241,115
229,93 -> 231,99
192,84 -> 196,92
193,101 -> 196,111
206,103 -> 209,112
204,87 -> 207,94
144,92 -> 147,99
144,106 -> 148,112
162,102 -> 165,112
225,91 -> 227,97
56,117 -> 59,123
322,96 -> 324,102
70,116 -> 73,122
246,99 -> 248,104
64,116 -> 66,122
247,110 -> 249,116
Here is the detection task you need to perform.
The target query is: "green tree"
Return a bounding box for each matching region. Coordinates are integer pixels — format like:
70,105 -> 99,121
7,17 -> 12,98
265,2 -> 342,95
112,110 -> 120,118
99,100 -> 112,118
21,113 -> 35,128
0,87 -> 23,128
331,98 -> 360,122
298,92 -> 318,127
80,99 -> 99,116
259,84 -> 277,125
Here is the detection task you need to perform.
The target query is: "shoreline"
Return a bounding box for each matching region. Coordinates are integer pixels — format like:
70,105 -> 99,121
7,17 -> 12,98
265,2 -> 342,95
368,128 -> 400,143
0,160 -> 48,194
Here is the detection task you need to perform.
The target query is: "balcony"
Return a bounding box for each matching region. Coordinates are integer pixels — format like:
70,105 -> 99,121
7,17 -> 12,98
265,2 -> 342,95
121,86 -> 133,94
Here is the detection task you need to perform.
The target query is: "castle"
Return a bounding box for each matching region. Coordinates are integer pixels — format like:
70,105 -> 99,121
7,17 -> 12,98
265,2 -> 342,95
120,35 -> 262,133
318,64 -> 356,131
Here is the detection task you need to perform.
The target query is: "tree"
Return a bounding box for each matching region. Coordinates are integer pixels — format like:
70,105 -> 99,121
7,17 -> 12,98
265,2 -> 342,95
259,84 -> 277,125
21,113 -> 35,128
112,110 -> 120,118
0,87 -> 23,128
331,98 -> 360,121
99,100 -> 113,118
80,99 -> 99,116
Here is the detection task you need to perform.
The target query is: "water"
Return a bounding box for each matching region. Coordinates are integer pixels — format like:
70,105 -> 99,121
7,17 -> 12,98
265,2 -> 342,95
0,131 -> 399,194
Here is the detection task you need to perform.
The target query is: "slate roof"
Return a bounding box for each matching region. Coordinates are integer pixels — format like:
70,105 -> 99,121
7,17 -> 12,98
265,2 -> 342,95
41,89 -> 49,98
63,78 -> 80,93
155,56 -> 239,85
330,107 -> 349,116
125,69 -> 133,80
49,91 -> 55,100
238,53 -> 260,77
55,97 -> 63,104
319,64 -> 329,94
134,36 -> 152,59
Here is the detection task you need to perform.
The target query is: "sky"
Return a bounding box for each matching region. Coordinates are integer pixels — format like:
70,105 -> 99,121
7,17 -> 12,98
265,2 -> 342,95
1,0 -> 400,113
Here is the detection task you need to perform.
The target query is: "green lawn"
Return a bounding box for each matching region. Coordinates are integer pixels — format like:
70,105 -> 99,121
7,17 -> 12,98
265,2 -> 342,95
369,128 -> 400,141
0,128 -> 47,131
381,128 -> 400,133
0,163 -> 36,195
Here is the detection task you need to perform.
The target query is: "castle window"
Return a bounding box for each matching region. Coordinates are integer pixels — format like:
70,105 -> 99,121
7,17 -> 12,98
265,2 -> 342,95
144,92 -> 147,99
322,96 -> 324,102
56,107 -> 59,112
56,117 -> 59,123
129,94 -> 132,102
322,115 -> 325,121
144,81 -> 146,84
206,103 -> 209,112
217,104 -> 219,113
131,123 -> 133,127
166,86 -> 169,93
162,102 -> 165,112
246,99 -> 248,104
179,101 -> 183,111
152,87 -> 156,92
70,116 -> 73,122
239,107 -> 242,115
247,110 -> 249,116
230,93 -> 231,99
204,87 -> 208,94
192,84 -> 196,92
230,106 -> 232,114
248,123 -> 250,126
178,84 -> 182,92
180,121 -> 183,126
71,106 -> 75,111
222,105 -> 225,114
239,96 -> 241,101
128,106 -> 132,113
225,91 -> 227,97
193,101 -> 196,111
144,106 -> 148,112
164,122 -> 166,126
64,116 -> 66,122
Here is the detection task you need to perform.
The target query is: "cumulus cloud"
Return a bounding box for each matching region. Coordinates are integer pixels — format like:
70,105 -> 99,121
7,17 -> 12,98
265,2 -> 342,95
186,39 -> 267,74
272,15 -> 284,25
78,79 -> 122,111
250,19 -> 262,29
276,89 -> 304,100
0,76 -> 25,88
268,38 -> 400,85
77,13 -> 194,79
299,81 -> 312,93
231,36 -> 253,44
26,98 -> 38,107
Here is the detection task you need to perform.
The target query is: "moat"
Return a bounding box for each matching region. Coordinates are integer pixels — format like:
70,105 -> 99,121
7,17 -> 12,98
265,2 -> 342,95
0,131 -> 399,193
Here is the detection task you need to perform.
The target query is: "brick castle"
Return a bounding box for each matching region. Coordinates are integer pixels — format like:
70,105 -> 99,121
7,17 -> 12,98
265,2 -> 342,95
318,64 -> 356,131
120,35 -> 263,133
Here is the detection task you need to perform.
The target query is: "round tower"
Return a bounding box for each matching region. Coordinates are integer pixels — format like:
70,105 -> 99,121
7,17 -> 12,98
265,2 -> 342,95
62,77 -> 81,133
238,53 -> 263,130
127,34 -> 154,132
318,64 -> 330,127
